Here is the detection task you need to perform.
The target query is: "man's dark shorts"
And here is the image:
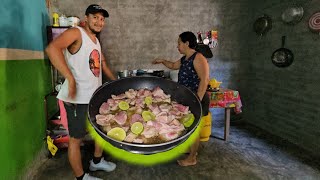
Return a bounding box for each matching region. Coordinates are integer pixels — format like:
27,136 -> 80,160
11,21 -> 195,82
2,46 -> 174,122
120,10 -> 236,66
63,102 -> 88,139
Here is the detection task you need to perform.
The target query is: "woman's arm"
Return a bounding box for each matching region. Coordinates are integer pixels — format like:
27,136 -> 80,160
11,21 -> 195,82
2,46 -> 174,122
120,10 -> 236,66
193,54 -> 210,100
152,58 -> 181,70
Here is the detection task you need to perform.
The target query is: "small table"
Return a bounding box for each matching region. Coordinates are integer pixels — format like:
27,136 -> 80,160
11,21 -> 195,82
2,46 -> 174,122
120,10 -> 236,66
207,88 -> 242,141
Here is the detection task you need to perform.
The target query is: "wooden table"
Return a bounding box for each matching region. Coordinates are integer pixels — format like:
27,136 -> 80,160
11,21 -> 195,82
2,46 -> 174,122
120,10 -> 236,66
207,88 -> 242,141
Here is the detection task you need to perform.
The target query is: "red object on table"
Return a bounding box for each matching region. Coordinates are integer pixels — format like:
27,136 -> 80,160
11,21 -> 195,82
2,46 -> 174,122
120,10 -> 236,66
207,88 -> 242,141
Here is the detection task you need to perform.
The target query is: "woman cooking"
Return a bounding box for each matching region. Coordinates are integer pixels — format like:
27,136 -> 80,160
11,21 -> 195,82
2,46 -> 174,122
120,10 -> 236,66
152,31 -> 210,166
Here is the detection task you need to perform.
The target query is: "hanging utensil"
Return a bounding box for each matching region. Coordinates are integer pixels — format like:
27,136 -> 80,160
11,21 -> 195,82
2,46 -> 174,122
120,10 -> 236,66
271,36 -> 294,68
195,44 -> 213,58
253,14 -> 272,36
281,6 -> 304,25
308,11 -> 320,33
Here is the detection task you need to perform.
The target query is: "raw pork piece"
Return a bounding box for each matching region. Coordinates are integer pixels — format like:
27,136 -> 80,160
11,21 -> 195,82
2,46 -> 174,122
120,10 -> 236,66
125,89 -> 137,99
172,103 -> 189,114
114,111 -> 127,125
141,125 -> 158,138
124,132 -> 138,143
99,102 -> 110,114
96,114 -> 114,126
130,114 -> 143,124
160,131 -> 180,141
111,93 -> 126,100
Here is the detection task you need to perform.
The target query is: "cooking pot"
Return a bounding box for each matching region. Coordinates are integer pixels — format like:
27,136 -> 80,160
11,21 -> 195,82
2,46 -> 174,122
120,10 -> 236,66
271,36 -> 294,68
152,70 -> 164,77
118,70 -> 132,78
253,14 -> 272,36
67,16 -> 80,26
88,76 -> 202,154
281,6 -> 304,25
135,70 -> 165,78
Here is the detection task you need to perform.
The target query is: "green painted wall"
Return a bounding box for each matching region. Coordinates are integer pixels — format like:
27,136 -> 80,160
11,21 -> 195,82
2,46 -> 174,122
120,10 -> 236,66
0,0 -> 51,179
0,60 -> 52,179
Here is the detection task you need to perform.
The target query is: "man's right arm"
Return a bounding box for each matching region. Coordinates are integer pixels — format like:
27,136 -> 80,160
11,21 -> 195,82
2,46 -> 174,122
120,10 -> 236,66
45,28 -> 81,98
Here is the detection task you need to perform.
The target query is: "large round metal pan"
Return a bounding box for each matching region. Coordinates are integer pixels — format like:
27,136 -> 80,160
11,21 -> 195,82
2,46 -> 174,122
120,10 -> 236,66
88,76 -> 202,154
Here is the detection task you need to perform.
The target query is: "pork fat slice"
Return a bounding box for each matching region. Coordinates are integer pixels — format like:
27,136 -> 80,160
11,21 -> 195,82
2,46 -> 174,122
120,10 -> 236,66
96,114 -> 114,126
114,111 -> 127,125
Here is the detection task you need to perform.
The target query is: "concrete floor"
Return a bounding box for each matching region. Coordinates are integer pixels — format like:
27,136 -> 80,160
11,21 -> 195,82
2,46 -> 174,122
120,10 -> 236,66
31,118 -> 320,180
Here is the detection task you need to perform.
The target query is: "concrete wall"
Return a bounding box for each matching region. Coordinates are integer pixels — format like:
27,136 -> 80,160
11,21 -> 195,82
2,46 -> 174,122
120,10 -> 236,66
50,0 -> 320,157
246,0 -> 320,157
0,0 -> 318,178
51,0 -> 250,122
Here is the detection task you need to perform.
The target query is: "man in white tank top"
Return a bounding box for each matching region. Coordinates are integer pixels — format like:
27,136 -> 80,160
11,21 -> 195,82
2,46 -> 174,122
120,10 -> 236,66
46,4 -> 116,180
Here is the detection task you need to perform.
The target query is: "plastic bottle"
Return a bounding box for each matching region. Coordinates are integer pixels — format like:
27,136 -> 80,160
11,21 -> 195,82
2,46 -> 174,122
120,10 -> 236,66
52,12 -> 59,27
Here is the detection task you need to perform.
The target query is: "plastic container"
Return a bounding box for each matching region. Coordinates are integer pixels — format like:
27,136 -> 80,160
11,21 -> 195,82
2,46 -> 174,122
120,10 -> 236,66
67,16 -> 80,27
52,12 -> 59,27
59,15 -> 69,26
200,112 -> 212,142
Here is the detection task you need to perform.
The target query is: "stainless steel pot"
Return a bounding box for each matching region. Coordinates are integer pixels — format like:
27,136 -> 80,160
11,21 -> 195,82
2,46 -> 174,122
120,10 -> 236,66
88,76 -> 202,154
118,70 -> 132,78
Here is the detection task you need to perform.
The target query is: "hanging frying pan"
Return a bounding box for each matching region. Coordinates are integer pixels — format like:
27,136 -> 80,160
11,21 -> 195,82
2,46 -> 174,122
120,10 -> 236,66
253,14 -> 272,36
271,36 -> 294,68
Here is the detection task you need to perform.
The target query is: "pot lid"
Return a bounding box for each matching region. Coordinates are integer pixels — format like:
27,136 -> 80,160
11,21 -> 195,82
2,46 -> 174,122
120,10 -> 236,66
281,6 -> 304,25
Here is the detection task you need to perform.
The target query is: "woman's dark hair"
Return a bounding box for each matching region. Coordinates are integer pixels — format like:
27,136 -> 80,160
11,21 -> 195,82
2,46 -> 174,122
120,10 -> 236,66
179,31 -> 197,49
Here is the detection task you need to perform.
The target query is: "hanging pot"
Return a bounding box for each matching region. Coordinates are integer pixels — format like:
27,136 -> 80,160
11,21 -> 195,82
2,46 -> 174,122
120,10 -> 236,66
271,36 -> 294,68
281,6 -> 304,25
253,14 -> 272,36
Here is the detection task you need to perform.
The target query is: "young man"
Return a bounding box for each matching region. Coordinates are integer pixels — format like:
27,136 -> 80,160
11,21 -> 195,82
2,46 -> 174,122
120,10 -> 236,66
46,4 -> 117,180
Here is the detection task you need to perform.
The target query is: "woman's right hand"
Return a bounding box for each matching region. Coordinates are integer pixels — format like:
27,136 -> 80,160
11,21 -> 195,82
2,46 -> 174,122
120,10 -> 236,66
152,58 -> 164,64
